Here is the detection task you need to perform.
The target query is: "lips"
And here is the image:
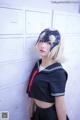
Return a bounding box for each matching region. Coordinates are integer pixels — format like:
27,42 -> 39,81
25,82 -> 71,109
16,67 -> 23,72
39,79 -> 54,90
40,50 -> 45,52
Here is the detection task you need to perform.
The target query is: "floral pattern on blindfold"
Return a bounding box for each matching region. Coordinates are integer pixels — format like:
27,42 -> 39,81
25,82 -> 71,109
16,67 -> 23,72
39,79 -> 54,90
49,35 -> 56,44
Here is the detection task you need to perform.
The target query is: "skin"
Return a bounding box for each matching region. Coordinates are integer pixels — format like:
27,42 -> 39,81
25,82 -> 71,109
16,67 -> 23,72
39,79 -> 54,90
37,41 -> 51,60
30,41 -> 67,120
37,41 -> 54,67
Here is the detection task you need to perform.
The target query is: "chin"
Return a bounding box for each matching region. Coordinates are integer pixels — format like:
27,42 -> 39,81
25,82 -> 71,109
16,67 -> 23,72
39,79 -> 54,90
40,54 -> 48,58
39,52 -> 48,58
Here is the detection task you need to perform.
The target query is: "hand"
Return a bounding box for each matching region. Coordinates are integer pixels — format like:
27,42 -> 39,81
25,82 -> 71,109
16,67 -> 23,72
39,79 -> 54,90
30,111 -> 36,120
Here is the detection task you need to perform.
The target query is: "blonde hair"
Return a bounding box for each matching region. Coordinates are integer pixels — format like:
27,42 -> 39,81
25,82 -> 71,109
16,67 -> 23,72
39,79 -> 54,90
47,38 -> 65,64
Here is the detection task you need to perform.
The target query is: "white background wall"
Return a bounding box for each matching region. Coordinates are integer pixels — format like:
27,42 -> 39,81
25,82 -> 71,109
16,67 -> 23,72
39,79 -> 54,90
0,0 -> 79,12
0,1 -> 80,120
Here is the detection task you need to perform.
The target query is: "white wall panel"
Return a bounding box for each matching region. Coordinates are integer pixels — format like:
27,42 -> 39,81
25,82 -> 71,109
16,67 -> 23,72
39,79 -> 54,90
53,11 -> 67,34
25,37 -> 38,61
0,0 -> 79,13
0,8 -> 25,35
65,14 -> 80,34
26,10 -> 51,35
63,34 -> 80,55
0,83 -> 29,120
0,38 -> 25,62
53,11 -> 80,34
0,61 -> 30,89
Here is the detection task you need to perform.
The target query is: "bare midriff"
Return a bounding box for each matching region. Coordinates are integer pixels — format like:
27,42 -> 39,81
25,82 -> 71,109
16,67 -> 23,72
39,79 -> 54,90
33,98 -> 54,108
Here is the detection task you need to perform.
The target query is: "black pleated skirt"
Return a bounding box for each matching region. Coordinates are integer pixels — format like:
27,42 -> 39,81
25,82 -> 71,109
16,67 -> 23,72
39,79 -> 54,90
32,104 -> 69,120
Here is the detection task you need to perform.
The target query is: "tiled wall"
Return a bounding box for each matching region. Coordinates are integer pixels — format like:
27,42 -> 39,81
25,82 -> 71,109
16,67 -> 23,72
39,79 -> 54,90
0,7 -> 80,120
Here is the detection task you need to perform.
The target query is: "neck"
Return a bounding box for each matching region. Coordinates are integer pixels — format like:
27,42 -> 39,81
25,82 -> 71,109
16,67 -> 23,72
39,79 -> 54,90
41,58 -> 47,67
41,57 -> 56,67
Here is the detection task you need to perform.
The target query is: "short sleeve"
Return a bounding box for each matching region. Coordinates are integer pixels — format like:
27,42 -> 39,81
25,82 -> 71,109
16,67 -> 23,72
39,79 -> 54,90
49,69 -> 68,97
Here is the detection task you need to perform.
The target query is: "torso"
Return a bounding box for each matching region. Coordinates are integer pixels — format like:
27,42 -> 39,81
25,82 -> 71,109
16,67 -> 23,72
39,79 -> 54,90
33,98 -> 54,108
33,60 -> 56,108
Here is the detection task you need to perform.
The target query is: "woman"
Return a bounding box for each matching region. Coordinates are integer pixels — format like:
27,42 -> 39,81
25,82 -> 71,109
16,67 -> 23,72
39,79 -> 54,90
26,28 -> 69,120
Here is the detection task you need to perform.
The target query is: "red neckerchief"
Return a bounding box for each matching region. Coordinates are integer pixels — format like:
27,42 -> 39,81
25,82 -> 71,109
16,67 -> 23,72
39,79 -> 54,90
28,68 -> 39,95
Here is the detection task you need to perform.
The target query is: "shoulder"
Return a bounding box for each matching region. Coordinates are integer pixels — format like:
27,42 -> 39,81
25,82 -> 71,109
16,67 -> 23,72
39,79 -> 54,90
49,65 -> 68,96
54,68 -> 68,80
49,64 -> 68,82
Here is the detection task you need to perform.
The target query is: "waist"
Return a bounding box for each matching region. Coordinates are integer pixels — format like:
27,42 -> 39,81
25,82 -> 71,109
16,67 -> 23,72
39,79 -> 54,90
33,98 -> 55,109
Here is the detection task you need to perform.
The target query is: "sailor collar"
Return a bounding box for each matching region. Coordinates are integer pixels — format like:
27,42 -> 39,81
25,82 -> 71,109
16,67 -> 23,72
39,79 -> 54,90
37,59 -> 63,73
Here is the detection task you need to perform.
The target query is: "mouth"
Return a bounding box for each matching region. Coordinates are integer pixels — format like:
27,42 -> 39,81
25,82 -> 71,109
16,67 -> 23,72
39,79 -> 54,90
40,50 -> 45,52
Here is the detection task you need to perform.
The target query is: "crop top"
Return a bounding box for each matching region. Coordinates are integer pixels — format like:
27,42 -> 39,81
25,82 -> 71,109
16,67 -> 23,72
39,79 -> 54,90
26,59 -> 68,103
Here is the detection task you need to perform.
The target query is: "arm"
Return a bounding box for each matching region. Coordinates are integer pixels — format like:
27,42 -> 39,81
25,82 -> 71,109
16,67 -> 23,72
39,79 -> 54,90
29,99 -> 36,119
29,99 -> 35,118
55,96 -> 67,120
49,68 -> 68,119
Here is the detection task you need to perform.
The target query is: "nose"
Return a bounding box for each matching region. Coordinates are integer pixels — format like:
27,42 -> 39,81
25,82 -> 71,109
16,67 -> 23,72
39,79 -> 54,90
40,42 -> 46,46
40,42 -> 46,49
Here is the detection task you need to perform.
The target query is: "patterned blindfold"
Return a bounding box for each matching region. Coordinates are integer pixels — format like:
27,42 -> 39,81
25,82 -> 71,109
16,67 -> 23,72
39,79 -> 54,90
36,29 -> 61,51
